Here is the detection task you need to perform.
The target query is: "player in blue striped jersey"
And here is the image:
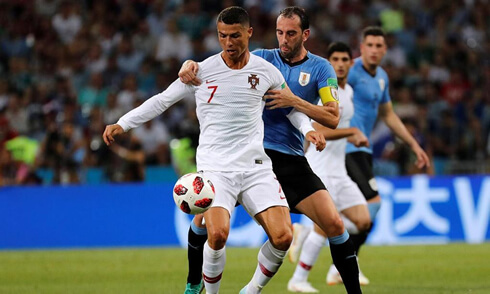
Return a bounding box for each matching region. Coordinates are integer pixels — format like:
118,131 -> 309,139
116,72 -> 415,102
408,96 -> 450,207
344,26 -> 430,283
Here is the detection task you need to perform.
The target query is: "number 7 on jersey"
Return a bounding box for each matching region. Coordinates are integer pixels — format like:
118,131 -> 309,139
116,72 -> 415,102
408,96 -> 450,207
207,86 -> 218,103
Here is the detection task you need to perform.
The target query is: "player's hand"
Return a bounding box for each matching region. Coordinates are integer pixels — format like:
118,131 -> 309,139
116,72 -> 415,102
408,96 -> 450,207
102,124 -> 124,146
347,129 -> 369,147
305,130 -> 326,151
412,145 -> 431,169
178,60 -> 201,86
264,84 -> 300,109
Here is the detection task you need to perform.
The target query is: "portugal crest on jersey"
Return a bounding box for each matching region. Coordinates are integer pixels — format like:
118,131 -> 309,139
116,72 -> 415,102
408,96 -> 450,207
299,72 -> 310,86
248,74 -> 259,89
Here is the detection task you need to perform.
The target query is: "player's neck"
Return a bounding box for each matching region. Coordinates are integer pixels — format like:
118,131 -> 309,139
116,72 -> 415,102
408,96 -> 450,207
338,78 -> 347,89
221,51 -> 250,69
286,47 -> 308,64
361,58 -> 378,76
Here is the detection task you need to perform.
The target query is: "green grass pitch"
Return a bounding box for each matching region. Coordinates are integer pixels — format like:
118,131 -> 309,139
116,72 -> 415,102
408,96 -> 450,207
0,243 -> 489,293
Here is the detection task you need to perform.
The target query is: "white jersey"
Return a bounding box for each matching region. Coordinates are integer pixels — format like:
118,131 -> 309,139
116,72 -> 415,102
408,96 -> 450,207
117,53 -> 287,172
306,84 -> 354,177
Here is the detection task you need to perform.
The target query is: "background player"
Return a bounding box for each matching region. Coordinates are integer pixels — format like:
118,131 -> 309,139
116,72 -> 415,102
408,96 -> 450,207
180,6 -> 363,294
344,26 -> 430,283
103,7 -> 326,294
287,42 -> 371,293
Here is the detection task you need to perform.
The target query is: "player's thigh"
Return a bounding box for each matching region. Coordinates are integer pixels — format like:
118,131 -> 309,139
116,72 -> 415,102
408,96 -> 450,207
345,152 -> 379,200
239,168 -> 289,217
203,207 -> 230,249
341,205 -> 370,230
201,171 -> 239,217
295,189 -> 344,236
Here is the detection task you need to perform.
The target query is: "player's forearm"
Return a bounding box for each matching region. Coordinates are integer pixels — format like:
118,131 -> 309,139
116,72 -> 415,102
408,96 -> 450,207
312,122 -> 356,140
293,99 -> 339,129
118,80 -> 189,131
382,112 -> 419,148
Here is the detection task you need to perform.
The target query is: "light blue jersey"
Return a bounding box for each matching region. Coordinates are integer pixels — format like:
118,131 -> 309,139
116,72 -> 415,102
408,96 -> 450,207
253,49 -> 337,156
346,58 -> 391,154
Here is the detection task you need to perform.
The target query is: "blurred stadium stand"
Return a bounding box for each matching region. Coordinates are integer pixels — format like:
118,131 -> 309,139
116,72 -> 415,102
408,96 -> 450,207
0,0 -> 489,186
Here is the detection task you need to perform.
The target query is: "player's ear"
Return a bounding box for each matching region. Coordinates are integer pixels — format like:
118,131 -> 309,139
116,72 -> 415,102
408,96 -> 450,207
303,29 -> 310,42
247,26 -> 253,38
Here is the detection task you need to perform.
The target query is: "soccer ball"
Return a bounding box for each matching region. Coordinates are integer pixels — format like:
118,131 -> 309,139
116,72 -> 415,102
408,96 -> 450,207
173,173 -> 215,214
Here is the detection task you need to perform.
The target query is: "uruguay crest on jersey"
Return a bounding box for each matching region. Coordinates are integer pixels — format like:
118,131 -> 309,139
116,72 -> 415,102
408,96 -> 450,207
299,71 -> 310,86
378,78 -> 385,91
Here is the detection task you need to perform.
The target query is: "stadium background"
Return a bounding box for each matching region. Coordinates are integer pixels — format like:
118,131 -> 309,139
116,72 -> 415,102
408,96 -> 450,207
0,0 -> 489,249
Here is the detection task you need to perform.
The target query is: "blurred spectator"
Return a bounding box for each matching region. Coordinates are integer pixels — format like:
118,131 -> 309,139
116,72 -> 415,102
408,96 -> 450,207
132,120 -> 171,165
108,133 -> 145,182
51,1 -> 82,45
78,73 -> 109,117
155,17 -> 192,63
116,34 -> 144,73
116,75 -> 144,112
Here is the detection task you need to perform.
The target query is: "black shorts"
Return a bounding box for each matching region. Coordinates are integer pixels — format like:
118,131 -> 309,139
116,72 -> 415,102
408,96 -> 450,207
265,149 -> 326,213
345,151 -> 379,200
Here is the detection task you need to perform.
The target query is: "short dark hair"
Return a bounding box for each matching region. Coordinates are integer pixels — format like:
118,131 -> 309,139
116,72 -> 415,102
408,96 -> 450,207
362,26 -> 385,40
217,6 -> 250,27
326,42 -> 352,59
279,6 -> 309,31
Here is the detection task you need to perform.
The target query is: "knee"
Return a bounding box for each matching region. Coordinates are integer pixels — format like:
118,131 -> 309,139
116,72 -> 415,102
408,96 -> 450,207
270,228 -> 293,251
207,227 -> 229,249
322,215 -> 345,237
354,217 -> 372,232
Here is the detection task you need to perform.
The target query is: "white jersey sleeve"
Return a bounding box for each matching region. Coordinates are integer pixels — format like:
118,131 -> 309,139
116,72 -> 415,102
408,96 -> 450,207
117,79 -> 194,132
287,109 -> 315,136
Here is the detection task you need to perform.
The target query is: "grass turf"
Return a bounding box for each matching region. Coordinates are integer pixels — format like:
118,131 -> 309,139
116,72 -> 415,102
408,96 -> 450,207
0,243 -> 489,293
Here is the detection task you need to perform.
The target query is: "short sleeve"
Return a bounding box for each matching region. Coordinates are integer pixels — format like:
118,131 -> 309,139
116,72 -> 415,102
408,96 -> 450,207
381,75 -> 391,104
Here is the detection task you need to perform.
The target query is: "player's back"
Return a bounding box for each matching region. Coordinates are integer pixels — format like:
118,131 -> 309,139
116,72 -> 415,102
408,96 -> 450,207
346,58 -> 390,154
306,84 -> 354,177
253,49 -> 337,156
194,53 -> 285,172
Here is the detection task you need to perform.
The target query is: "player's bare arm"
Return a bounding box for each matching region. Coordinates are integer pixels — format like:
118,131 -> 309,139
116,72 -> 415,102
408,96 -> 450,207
312,122 -> 369,147
102,124 -> 124,146
379,101 -> 430,169
178,60 -> 201,85
265,84 -> 340,129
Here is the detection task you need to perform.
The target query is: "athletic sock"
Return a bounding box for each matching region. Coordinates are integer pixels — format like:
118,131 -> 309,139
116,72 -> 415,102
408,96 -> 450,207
329,231 -> 362,294
202,241 -> 226,294
246,240 -> 287,294
186,221 -> 208,285
292,230 -> 325,282
350,231 -> 369,256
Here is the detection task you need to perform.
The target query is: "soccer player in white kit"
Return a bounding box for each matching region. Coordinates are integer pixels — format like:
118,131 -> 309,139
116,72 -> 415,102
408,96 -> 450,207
287,42 -> 372,292
102,7 -> 325,294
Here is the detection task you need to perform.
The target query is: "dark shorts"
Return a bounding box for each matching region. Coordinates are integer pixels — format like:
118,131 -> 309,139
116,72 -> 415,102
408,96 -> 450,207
265,149 -> 326,213
345,151 -> 379,200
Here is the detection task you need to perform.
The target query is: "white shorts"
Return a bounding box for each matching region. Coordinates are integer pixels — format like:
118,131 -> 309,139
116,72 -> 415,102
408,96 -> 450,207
202,169 -> 289,217
319,174 -> 367,212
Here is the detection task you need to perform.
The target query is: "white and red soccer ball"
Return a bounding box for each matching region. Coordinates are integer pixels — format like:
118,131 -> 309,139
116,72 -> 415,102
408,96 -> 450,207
173,173 -> 215,214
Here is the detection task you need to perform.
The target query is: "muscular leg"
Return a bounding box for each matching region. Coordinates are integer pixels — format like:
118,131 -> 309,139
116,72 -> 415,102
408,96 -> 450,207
202,207 -> 230,294
341,204 -> 371,234
295,190 -> 362,294
242,206 -> 292,294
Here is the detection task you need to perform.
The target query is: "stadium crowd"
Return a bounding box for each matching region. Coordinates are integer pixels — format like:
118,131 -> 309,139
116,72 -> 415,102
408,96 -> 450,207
0,0 -> 488,185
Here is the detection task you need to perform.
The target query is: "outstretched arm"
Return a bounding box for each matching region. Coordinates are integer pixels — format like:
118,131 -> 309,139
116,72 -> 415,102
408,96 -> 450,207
103,79 -> 193,146
379,102 -> 430,169
312,122 -> 369,147
264,84 -> 340,129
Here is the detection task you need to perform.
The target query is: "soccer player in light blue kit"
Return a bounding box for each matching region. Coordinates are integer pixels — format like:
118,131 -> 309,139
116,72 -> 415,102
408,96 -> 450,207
179,6 -> 362,294
344,26 -> 430,283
